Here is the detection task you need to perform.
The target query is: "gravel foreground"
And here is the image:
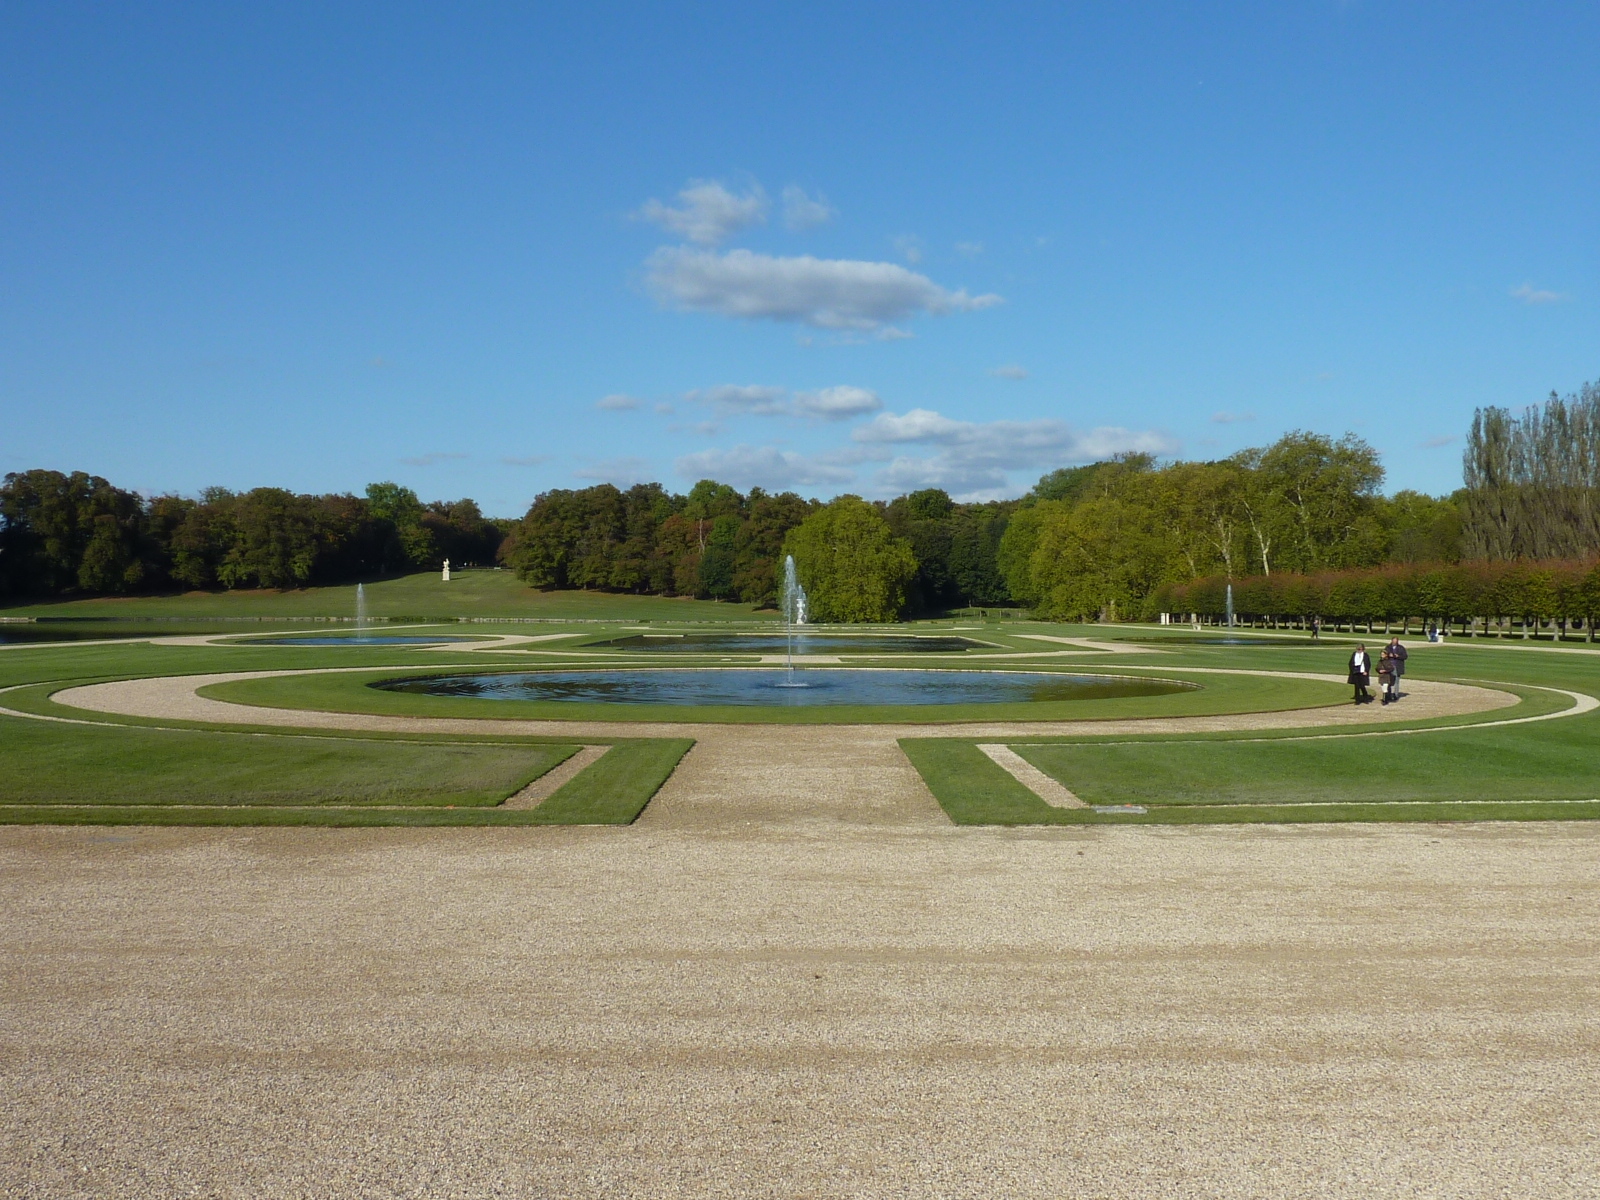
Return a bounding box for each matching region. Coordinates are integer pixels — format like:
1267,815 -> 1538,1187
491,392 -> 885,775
3,809 -> 1597,1199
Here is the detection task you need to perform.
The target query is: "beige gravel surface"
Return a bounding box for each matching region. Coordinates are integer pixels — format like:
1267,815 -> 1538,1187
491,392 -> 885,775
3,819 -> 1597,1199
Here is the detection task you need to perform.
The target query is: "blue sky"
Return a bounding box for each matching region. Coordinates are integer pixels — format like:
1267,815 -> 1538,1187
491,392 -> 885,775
3,3 -> 1596,513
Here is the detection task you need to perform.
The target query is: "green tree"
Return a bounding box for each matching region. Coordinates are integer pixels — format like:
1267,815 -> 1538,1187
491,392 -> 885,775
783,496 -> 917,622
1255,432 -> 1386,571
365,481 -> 437,569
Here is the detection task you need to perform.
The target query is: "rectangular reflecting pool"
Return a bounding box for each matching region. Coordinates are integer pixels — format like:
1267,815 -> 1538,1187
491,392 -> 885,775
589,634 -> 992,655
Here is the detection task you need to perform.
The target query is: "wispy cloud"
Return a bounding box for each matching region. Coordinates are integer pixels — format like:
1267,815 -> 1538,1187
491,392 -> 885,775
501,454 -> 550,467
687,384 -> 790,416
595,393 -> 642,411
851,408 -> 1177,499
637,179 -> 767,246
893,234 -> 923,265
989,365 -> 1028,380
781,185 -> 835,231
646,248 -> 1001,332
400,452 -> 469,467
574,457 -> 654,487
686,383 -> 881,422
675,444 -> 859,491
955,241 -> 984,258
1211,410 -> 1255,424
1511,283 -> 1568,305
1420,435 -> 1457,449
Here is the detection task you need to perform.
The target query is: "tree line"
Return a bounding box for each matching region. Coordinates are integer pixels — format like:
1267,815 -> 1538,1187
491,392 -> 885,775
0,470 -> 504,596
1155,559 -> 1600,640
7,386 -> 1597,618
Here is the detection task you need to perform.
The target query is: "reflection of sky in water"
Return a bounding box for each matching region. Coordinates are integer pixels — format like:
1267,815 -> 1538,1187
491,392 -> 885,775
591,633 -> 988,654
375,668 -> 1194,707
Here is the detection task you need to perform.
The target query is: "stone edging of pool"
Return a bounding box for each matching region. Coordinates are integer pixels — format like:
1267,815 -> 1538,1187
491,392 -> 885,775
39,665 -> 1525,740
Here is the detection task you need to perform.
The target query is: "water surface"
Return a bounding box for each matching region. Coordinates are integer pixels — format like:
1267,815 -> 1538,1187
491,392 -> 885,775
375,668 -> 1193,707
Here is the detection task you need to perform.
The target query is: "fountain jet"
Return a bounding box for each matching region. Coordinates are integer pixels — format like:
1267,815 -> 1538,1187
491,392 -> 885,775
780,555 -> 808,686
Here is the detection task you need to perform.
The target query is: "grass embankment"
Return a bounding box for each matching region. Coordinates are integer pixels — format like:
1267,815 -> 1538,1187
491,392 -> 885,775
0,570 -> 774,622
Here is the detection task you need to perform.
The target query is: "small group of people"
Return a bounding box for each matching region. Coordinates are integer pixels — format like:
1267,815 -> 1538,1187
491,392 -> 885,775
1348,636 -> 1408,705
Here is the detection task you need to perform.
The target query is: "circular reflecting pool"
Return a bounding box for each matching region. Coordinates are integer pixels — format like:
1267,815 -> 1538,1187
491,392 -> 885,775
373,668 -> 1194,707
591,633 -> 990,654
247,635 -> 483,646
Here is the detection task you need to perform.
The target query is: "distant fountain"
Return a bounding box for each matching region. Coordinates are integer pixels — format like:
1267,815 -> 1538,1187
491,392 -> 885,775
356,583 -> 369,642
1225,582 -> 1235,629
778,555 -> 808,687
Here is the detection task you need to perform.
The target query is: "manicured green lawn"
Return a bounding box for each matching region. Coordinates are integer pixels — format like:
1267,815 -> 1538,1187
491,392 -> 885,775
0,570 -> 773,621
530,739 -> 694,824
0,715 -> 576,808
901,641 -> 1600,824
0,623 -> 698,826
7,594 -> 1600,827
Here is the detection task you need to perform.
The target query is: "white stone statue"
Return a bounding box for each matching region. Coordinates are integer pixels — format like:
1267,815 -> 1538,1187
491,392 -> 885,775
442,559 -> 451,582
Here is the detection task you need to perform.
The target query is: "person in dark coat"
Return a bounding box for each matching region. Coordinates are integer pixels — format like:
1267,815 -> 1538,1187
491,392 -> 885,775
1348,643 -> 1372,704
1384,636 -> 1408,701
1378,646 -> 1397,704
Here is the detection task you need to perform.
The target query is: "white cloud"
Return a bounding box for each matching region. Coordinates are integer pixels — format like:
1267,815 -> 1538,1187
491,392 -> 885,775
687,384 -> 790,416
596,393 -> 642,411
653,401 -> 676,415
955,241 -> 984,258
781,185 -> 835,231
646,247 -> 1001,331
1210,410 -> 1255,424
686,383 -> 881,422
637,180 -> 767,246
500,454 -> 549,467
575,456 -> 654,486
1511,283 -> 1567,305
792,385 -> 881,420
989,364 -> 1028,380
852,407 -> 1178,501
399,452 -> 469,466
854,409 -> 970,443
674,444 -> 859,491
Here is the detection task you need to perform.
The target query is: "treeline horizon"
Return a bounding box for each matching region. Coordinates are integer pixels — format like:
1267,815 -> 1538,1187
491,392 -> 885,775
5,383 -> 1598,618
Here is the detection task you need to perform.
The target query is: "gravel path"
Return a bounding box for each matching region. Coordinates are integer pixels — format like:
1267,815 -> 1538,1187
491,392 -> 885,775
2,821 -> 1595,1198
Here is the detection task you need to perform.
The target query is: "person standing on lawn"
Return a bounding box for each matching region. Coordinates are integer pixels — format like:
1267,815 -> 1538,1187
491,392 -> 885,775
1348,643 -> 1372,704
1385,635 -> 1407,701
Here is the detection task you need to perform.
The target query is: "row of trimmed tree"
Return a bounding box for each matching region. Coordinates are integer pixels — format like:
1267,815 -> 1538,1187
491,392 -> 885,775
1153,559 -> 1600,639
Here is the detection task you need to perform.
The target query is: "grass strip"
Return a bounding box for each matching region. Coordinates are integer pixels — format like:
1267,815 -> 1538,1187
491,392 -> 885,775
901,735 -> 1600,825
528,739 -> 694,824
899,738 -> 1059,824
